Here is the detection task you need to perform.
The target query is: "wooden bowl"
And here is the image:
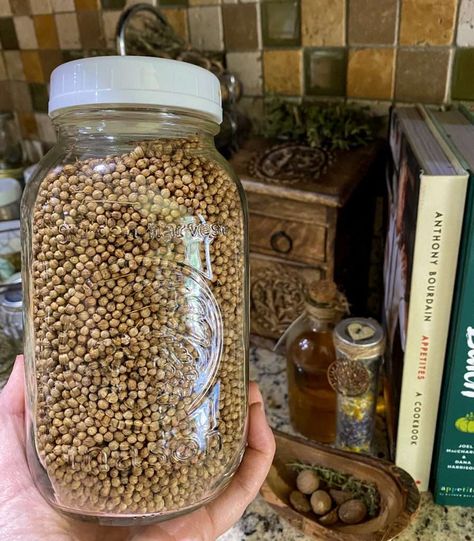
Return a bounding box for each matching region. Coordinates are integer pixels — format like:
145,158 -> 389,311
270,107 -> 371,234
260,430 -> 420,541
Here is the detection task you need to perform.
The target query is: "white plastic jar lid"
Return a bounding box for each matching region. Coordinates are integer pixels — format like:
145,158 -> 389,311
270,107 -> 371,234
49,56 -> 223,124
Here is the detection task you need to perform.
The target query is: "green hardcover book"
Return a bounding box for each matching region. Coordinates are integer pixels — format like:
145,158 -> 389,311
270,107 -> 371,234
424,105 -> 474,506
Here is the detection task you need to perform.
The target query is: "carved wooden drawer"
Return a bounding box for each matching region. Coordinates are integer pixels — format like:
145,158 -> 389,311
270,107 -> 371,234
248,213 -> 326,265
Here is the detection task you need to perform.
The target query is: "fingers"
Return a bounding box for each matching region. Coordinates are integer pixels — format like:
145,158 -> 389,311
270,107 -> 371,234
0,355 -> 25,416
204,383 -> 275,538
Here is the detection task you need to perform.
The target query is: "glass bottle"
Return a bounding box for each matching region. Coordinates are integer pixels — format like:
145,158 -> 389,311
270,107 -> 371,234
285,280 -> 348,443
21,56 -> 249,525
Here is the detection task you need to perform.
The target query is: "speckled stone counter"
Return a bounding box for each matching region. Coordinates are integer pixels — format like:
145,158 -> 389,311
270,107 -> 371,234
219,347 -> 474,541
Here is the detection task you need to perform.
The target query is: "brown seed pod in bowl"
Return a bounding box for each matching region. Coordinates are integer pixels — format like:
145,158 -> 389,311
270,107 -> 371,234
289,490 -> 311,513
318,507 -> 339,526
329,489 -> 353,505
296,469 -> 320,495
338,499 -> 368,524
310,490 -> 332,515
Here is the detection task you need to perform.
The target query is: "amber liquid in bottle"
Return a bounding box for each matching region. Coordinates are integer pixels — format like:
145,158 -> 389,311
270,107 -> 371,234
287,329 -> 337,443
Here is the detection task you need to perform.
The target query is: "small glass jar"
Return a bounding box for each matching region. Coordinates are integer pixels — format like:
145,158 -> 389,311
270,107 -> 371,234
21,57 -> 249,525
285,280 -> 348,443
331,318 -> 385,454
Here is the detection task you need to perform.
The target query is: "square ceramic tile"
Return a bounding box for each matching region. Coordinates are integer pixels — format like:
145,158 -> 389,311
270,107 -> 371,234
458,0 -> 474,46
0,82 -> 12,109
77,10 -> 105,48
0,18 -> 20,49
347,48 -> 394,100
29,82 -> 49,111
30,0 -> 53,14
189,0 -> 219,5
451,48 -> 474,100
395,48 -> 450,103
39,49 -> 63,80
263,49 -> 302,95
0,54 -> 7,80
74,0 -> 99,9
348,0 -> 396,45
35,112 -> 57,143
226,51 -> 262,95
4,50 -> 25,80
100,0 -> 126,7
0,2 -> 12,16
34,14 -> 60,48
21,50 -> 45,82
161,8 -> 188,41
14,16 -> 39,49
400,0 -> 457,46
188,6 -> 223,51
261,0 -> 300,47
18,112 -> 38,138
158,0 -> 187,6
223,4 -> 258,50
301,0 -> 344,46
51,0 -> 76,11
304,48 -> 346,96
55,13 -> 81,48
102,9 -> 121,47
10,80 -> 33,111
10,0 -> 30,15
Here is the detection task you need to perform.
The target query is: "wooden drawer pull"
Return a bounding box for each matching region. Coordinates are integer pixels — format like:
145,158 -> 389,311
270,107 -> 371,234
270,230 -> 293,254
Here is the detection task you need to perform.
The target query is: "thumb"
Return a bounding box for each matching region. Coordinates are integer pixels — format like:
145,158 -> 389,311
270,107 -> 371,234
0,355 -> 25,416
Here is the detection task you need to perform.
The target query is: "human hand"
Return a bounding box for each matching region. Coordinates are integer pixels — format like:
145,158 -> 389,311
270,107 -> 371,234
0,356 -> 275,541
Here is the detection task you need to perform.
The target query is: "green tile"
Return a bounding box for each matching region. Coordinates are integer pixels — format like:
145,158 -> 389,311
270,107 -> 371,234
304,48 -> 347,96
100,0 -> 126,8
261,0 -> 300,47
29,83 -> 49,113
0,18 -> 19,50
159,0 -> 187,6
451,48 -> 474,101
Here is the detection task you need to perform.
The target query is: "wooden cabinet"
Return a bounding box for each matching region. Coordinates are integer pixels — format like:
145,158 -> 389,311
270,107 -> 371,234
230,137 -> 385,340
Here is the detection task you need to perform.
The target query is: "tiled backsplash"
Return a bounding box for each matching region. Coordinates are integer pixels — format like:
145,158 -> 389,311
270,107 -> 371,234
1,0 -> 474,150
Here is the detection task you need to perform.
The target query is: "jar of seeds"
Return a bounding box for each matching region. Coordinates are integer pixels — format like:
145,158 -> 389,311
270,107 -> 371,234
329,318 -> 385,454
21,56 -> 249,524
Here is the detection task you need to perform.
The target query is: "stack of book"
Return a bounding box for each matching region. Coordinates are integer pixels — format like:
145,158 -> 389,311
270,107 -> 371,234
383,105 -> 474,507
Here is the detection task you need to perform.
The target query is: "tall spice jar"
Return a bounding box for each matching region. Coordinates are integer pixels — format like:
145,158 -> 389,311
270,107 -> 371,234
21,57 -> 249,524
331,318 -> 385,453
285,280 -> 348,443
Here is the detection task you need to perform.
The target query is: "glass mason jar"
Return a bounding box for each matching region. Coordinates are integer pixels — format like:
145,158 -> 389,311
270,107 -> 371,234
285,280 -> 348,443
21,57 -> 249,525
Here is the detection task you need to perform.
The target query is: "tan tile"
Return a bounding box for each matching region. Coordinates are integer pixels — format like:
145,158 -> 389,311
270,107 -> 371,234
263,49 -> 302,95
21,50 -> 45,82
55,13 -> 81,48
10,80 -> 33,111
395,48 -> 450,103
0,82 -> 12,109
10,0 -> 30,16
223,4 -> 258,50
102,10 -> 121,48
74,0 -> 98,9
347,48 -> 394,100
189,0 -> 220,4
4,50 -> 25,80
51,0 -> 75,11
162,8 -> 188,42
35,112 -> 56,143
302,0 -> 345,46
18,112 -> 38,138
34,14 -> 60,48
0,1 -> 12,16
14,16 -> 39,49
458,0 -> 474,46
400,0 -> 457,46
226,51 -> 262,96
30,0 -> 53,14
188,6 -> 223,51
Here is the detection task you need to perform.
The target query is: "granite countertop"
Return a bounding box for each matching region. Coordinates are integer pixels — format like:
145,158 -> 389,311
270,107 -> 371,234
220,346 -> 474,541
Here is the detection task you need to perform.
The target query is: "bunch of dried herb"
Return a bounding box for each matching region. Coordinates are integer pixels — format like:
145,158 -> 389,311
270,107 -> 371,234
262,99 -> 380,150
